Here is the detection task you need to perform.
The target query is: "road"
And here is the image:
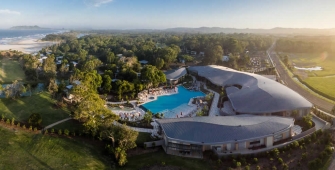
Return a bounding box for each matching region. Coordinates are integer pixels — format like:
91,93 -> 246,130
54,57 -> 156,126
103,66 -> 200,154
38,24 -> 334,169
267,42 -> 334,113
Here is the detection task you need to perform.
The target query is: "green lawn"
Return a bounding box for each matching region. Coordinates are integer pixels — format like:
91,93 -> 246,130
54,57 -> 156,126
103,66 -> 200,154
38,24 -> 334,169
135,132 -> 153,147
0,127 -> 110,169
52,119 -> 85,132
304,76 -> 335,99
0,58 -> 25,83
120,149 -> 211,170
285,52 -> 335,77
0,92 -> 70,127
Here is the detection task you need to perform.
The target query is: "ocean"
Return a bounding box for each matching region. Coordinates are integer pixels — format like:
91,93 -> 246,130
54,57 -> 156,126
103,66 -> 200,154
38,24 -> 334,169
0,29 -> 66,45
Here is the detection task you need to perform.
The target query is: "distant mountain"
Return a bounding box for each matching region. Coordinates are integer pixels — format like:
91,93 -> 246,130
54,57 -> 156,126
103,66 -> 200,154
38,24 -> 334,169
163,27 -> 335,35
10,25 -> 50,30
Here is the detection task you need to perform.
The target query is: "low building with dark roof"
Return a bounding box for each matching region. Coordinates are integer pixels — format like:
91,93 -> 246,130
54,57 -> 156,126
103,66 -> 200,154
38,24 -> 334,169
156,115 -> 295,158
164,67 -> 187,85
188,65 -> 312,117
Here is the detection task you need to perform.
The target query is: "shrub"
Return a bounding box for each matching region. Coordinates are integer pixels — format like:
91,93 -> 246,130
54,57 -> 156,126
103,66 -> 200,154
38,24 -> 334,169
11,118 -> 15,126
236,162 -> 241,168
272,165 -> 277,170
1,114 -> 4,121
28,113 -> 42,126
244,165 -> 250,170
22,124 -> 26,129
256,165 -> 261,170
64,129 -> 69,136
292,141 -> 299,148
51,128 -> 55,133
253,158 -> 258,164
58,129 -> 62,135
33,127 -> 37,131
6,118 -> 10,124
17,122 -> 20,127
282,163 -> 288,170
72,132 -> 76,136
44,129 -> 48,134
278,157 -> 283,165
29,126 -> 33,131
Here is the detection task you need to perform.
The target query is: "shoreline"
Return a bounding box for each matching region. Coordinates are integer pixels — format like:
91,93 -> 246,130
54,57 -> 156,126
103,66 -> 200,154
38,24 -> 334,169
0,38 -> 59,54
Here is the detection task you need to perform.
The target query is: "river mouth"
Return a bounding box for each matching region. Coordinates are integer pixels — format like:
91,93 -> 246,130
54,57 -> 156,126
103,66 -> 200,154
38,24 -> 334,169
294,66 -> 322,71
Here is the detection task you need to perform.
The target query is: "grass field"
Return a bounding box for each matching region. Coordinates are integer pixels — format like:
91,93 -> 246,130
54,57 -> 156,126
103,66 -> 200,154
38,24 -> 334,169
0,58 -> 25,83
119,149 -> 210,170
304,76 -> 335,99
0,92 -> 70,127
281,52 -> 335,100
0,127 -> 110,169
285,52 -> 335,77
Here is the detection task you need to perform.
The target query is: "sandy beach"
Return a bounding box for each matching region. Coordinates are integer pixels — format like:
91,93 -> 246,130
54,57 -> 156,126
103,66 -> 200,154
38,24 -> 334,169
0,39 -> 59,54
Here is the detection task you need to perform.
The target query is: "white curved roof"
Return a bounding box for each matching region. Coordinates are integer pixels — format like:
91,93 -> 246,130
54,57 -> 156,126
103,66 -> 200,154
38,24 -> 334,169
165,67 -> 187,80
189,65 -> 312,114
157,115 -> 294,144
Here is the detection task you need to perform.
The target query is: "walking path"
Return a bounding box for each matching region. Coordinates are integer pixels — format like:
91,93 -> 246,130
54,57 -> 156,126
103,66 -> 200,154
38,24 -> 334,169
43,117 -> 73,130
191,76 -> 220,117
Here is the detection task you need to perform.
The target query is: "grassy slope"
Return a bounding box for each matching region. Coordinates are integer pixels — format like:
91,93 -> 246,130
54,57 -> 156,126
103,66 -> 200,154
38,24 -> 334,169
0,92 -> 70,127
120,149 -> 210,170
304,77 -> 335,98
0,58 -> 25,83
0,127 -> 110,170
283,52 -> 335,100
287,52 -> 335,77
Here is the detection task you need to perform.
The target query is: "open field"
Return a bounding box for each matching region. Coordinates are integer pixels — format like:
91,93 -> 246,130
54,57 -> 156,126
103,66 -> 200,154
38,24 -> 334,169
0,57 -> 25,83
284,52 -> 335,77
52,119 -> 84,132
304,76 -> 335,99
280,52 -> 335,101
120,149 -> 210,170
0,127 -> 110,169
0,92 -> 70,127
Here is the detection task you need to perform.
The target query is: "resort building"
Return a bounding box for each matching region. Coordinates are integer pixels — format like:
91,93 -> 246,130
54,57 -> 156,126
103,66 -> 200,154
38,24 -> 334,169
155,115 -> 295,158
164,67 -> 188,85
188,65 -> 312,117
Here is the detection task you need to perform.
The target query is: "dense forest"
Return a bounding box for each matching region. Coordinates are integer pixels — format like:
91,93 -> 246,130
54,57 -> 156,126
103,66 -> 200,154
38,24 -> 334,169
275,36 -> 335,53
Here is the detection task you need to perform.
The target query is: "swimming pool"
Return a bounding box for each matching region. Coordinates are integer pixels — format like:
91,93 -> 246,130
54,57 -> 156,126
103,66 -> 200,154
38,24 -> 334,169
142,86 -> 205,114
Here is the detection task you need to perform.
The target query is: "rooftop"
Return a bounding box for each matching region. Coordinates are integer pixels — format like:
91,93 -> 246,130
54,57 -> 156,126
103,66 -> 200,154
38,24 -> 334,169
188,65 -> 312,114
165,67 -> 187,80
156,115 -> 294,144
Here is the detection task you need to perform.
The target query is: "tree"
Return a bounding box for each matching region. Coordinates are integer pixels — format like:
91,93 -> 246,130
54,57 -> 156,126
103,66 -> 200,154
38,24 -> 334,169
42,55 -> 57,80
180,54 -> 194,64
140,65 -> 166,89
204,45 -> 223,64
143,111 -> 153,125
102,75 -> 112,93
28,113 -> 42,126
154,58 -> 164,70
48,79 -> 59,97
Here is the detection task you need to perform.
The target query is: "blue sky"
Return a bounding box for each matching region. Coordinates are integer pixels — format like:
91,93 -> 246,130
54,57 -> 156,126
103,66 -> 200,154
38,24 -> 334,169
0,0 -> 334,29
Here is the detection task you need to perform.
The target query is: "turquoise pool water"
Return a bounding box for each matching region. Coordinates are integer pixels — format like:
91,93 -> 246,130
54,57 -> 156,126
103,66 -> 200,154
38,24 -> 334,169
142,86 -> 205,114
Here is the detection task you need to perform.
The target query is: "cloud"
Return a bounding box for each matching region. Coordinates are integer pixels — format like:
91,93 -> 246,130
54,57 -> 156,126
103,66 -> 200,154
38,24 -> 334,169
0,9 -> 21,15
85,0 -> 113,7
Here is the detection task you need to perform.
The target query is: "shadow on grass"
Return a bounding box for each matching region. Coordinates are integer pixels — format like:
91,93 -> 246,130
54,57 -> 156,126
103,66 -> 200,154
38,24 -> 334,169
0,92 -> 70,127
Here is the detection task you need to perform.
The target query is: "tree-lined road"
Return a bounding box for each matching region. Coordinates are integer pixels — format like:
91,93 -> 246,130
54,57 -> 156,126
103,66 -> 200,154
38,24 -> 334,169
268,43 -> 334,113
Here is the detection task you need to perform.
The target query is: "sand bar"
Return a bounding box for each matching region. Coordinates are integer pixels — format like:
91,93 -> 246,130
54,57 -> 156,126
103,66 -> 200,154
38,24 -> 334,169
0,39 -> 59,53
